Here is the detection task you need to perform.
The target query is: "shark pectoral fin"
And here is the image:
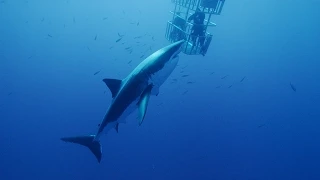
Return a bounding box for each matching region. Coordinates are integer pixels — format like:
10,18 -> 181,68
115,123 -> 119,133
102,78 -> 122,98
137,84 -> 153,126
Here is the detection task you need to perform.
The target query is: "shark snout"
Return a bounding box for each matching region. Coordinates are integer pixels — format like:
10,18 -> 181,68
171,40 -> 185,58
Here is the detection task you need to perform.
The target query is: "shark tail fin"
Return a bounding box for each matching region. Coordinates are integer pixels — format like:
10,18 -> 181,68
61,135 -> 102,163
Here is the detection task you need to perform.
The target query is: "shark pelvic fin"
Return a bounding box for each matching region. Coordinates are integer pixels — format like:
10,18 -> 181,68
102,78 -> 122,98
137,84 -> 153,126
151,87 -> 159,96
115,123 -> 119,133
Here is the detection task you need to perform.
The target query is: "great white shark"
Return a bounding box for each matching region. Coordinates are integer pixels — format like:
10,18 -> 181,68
61,40 -> 185,163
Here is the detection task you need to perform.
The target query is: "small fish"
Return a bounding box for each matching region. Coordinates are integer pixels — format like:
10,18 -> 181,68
240,76 -> 246,82
28,55 -> 33,59
41,18 -> 44,23
137,22 -> 139,26
170,81 -> 177,84
116,38 -> 122,42
157,102 -> 163,106
93,70 -> 101,75
140,55 -> 145,58
187,81 -> 195,84
129,50 -> 133,54
102,17 -> 108,20
128,60 -> 132,64
221,75 -> 228,79
182,74 -> 189,77
73,17 -> 76,23
290,82 -> 296,92
122,10 -> 125,14
118,33 -> 124,37
182,90 -> 188,95
181,65 -> 188,69
109,46 -> 114,49
228,85 -> 233,88
210,72 -> 215,75
8,92 -> 13,96
134,36 -> 142,39
258,124 -> 266,128
151,36 -> 155,41
87,47 -> 91,51
94,35 -> 97,40
47,34 -> 53,38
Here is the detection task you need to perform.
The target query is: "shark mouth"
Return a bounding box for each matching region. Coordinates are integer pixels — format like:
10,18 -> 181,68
172,49 -> 181,59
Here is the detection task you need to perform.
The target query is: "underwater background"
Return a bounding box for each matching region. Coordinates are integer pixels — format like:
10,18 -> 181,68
1,0 -> 320,179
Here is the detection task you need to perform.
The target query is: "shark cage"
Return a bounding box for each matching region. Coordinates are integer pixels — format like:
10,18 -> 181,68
165,0 -> 225,56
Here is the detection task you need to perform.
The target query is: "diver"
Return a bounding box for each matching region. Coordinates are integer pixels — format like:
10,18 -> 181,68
188,8 -> 206,50
190,23 -> 205,52
200,35 -> 212,56
188,7 -> 205,25
170,12 -> 186,42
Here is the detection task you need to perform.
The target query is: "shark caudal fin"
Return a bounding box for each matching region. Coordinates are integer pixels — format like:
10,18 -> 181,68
61,135 -> 102,163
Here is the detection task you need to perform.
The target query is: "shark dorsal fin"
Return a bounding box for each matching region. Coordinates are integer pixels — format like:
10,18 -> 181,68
102,78 -> 122,98
137,84 -> 153,126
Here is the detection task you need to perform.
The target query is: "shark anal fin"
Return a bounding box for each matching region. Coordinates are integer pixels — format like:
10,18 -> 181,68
61,135 -> 102,163
137,84 -> 153,126
102,78 -> 122,98
115,123 -> 119,133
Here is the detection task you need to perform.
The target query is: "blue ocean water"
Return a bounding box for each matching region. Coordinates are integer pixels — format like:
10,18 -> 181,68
1,0 -> 320,179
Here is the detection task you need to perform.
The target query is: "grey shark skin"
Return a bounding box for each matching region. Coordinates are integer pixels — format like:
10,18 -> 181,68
61,40 -> 185,163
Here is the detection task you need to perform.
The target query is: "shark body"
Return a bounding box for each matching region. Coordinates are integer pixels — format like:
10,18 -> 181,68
61,40 -> 185,163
